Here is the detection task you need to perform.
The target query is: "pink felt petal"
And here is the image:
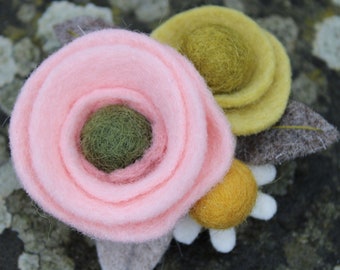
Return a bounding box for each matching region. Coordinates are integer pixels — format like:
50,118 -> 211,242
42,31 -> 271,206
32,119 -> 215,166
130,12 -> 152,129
9,29 -> 235,242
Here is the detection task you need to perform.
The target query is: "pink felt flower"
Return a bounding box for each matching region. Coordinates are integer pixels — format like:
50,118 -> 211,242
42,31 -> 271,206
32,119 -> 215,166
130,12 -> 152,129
9,29 -> 235,242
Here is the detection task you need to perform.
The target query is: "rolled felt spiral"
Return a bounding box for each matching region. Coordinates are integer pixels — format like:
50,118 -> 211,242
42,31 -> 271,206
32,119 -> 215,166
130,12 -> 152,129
9,29 -> 235,242
151,6 -> 292,136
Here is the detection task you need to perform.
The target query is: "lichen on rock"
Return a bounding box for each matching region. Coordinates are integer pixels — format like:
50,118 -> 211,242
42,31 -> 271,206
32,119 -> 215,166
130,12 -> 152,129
0,134 -> 9,165
0,161 -> 21,198
223,0 -> 245,12
256,15 -> 299,54
13,38 -> 40,77
16,4 -> 37,24
18,252 -> 39,270
37,1 -> 113,52
6,190 -> 74,270
0,198 -> 11,234
0,78 -> 24,115
313,16 -> 340,70
109,0 -> 170,23
0,36 -> 17,88
292,73 -> 318,106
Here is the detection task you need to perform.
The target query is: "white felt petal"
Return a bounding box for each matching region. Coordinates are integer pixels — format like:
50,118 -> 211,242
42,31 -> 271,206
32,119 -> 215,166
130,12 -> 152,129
173,215 -> 202,245
250,192 -> 277,220
248,164 -> 276,186
209,228 -> 236,253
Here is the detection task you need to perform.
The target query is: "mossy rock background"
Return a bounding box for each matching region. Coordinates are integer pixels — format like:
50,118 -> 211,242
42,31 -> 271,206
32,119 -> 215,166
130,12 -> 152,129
0,1 -> 339,270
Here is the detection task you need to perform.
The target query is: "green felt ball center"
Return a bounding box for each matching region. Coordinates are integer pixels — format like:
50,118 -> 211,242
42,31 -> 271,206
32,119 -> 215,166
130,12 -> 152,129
180,25 -> 256,94
80,105 -> 152,173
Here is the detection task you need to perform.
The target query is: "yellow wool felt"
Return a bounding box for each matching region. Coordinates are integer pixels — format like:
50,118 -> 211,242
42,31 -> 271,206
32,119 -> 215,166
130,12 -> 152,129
180,25 -> 255,94
151,6 -> 275,109
190,159 -> 258,230
226,32 -> 292,135
151,6 -> 292,136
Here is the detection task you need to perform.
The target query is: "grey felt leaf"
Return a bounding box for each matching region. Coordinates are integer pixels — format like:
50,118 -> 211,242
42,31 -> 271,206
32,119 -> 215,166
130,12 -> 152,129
53,16 -> 114,46
96,233 -> 172,270
236,100 -> 339,165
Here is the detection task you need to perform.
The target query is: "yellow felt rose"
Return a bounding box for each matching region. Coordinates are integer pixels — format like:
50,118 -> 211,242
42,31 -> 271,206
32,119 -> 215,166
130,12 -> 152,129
151,6 -> 291,136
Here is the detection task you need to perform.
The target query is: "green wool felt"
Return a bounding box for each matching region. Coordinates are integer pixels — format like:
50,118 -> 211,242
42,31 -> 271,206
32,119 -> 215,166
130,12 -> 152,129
179,25 -> 255,94
80,105 -> 152,173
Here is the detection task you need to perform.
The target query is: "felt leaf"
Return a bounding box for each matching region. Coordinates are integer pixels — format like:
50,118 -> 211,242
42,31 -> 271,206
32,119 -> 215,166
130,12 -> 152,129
236,100 -> 339,165
53,16 -> 114,45
96,233 -> 172,270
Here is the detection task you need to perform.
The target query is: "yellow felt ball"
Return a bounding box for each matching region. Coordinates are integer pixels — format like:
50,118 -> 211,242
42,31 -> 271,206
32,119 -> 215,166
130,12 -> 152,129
180,25 -> 255,94
190,159 -> 258,230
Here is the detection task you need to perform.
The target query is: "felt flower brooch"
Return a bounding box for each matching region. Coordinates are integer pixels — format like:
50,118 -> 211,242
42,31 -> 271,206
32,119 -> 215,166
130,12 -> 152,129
8,6 -> 339,270
9,29 -> 235,243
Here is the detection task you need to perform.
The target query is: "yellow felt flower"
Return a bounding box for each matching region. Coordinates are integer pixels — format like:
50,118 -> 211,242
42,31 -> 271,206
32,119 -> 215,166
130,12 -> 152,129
151,6 -> 291,136
173,159 -> 278,253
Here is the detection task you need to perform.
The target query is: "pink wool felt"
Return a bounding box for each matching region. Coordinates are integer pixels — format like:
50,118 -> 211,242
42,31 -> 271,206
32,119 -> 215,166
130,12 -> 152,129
9,29 -> 235,242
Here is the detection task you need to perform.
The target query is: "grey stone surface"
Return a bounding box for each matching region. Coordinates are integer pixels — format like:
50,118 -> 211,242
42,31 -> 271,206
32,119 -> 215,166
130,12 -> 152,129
313,16 -> 340,70
0,78 -> 23,116
0,134 -> 9,165
110,0 -> 170,23
257,15 -> 299,54
223,0 -> 245,12
0,228 -> 24,270
18,253 -> 39,270
16,4 -> 36,24
13,38 -> 40,77
109,0 -> 141,12
0,198 -> 11,234
135,0 -> 170,23
292,73 -> 319,106
0,36 -> 17,88
7,190 -> 75,270
0,1 -> 339,270
0,161 -> 21,198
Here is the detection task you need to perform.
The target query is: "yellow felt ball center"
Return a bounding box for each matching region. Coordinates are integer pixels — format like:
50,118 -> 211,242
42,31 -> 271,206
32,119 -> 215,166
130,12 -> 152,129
190,159 -> 258,229
180,25 -> 255,94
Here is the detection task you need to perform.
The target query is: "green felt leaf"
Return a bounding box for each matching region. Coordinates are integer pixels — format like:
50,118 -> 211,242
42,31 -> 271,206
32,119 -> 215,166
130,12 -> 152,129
236,100 -> 339,165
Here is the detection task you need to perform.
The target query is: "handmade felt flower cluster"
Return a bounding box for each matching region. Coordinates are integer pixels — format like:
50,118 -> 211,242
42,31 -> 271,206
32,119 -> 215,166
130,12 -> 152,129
9,5 -> 339,270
